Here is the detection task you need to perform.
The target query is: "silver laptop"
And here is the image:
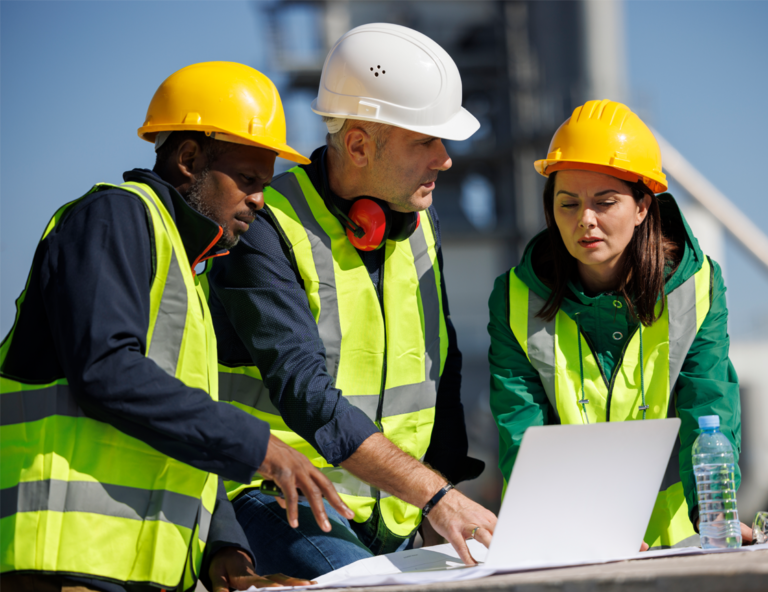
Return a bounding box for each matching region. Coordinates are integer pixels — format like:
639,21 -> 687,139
310,419 -> 681,586
484,418 -> 680,568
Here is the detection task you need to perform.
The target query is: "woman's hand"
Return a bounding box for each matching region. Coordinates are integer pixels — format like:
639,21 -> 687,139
741,521 -> 754,545
695,518 -> 754,545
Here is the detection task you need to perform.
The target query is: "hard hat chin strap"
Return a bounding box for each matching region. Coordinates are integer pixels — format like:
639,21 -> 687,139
154,131 -> 173,152
324,117 -> 346,134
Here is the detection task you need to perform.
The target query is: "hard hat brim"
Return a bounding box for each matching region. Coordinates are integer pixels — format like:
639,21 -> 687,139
311,101 -> 480,142
138,125 -> 310,165
533,159 -> 668,194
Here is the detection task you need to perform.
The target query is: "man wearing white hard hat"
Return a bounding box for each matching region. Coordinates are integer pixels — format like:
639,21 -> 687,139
208,24 -> 497,578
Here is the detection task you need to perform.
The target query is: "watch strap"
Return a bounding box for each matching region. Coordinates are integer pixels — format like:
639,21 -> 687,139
422,483 -> 454,517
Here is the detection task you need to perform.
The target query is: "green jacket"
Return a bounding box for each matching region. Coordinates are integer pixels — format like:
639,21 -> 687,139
488,193 -> 741,521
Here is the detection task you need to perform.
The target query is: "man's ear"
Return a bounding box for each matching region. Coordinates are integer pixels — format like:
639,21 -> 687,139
176,139 -> 206,182
344,127 -> 373,169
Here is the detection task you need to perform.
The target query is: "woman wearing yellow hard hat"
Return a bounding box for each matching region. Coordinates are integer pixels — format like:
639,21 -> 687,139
488,100 -> 751,549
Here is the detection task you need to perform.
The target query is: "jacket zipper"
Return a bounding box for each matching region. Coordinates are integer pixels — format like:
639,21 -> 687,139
191,226 -> 224,276
374,248 -> 387,432
579,324 -> 640,422
371,249 -> 387,509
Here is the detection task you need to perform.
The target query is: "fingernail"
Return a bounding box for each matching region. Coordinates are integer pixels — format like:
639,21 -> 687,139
324,520 -> 331,531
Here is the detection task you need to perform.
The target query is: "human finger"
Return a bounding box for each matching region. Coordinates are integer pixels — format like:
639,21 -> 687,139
232,575 -> 283,588
741,521 -> 754,545
473,525 -> 493,548
274,474 -> 300,528
445,529 -> 477,566
639,541 -> 649,552
314,471 -> 354,520
296,473 -> 331,532
209,571 -> 230,592
264,573 -> 317,586
480,512 -> 497,536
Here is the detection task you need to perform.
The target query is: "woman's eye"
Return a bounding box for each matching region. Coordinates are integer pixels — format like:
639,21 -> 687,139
599,201 -> 617,207
559,203 -> 577,209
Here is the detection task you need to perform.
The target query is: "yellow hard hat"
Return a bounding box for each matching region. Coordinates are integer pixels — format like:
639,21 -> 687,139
534,99 -> 667,193
138,62 -> 310,165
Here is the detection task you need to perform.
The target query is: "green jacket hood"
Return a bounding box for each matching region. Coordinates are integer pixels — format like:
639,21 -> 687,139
515,193 -> 707,317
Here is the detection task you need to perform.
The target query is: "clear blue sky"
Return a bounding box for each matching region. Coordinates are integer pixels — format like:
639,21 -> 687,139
626,0 -> 768,339
2,0 -> 767,340
0,0 -> 271,336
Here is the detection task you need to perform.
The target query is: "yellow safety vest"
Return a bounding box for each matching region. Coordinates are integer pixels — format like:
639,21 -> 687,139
213,167 -> 448,538
506,257 -> 712,549
0,182 -> 219,590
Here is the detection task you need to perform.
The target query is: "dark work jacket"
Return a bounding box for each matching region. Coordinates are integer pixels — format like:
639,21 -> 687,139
209,146 -> 484,485
0,168 -> 269,592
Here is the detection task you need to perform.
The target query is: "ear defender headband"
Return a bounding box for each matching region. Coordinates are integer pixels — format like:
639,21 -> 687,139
319,148 -> 420,251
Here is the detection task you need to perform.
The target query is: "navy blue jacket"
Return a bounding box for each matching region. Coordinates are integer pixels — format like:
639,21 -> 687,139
0,168 -> 268,591
209,147 -> 484,485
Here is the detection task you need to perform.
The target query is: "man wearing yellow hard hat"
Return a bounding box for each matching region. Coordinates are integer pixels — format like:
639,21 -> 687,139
207,24 -> 496,579
488,100 -> 749,550
0,62 -> 352,592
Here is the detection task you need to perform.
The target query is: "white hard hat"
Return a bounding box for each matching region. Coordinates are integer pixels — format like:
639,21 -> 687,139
311,23 -> 480,141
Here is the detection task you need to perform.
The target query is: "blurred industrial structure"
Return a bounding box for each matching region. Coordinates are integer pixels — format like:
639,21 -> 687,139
257,0 -> 768,520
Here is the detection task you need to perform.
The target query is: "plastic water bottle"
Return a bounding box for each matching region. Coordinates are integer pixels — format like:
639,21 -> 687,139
692,415 -> 741,549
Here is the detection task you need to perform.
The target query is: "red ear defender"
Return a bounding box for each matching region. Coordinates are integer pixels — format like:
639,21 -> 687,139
346,199 -> 389,251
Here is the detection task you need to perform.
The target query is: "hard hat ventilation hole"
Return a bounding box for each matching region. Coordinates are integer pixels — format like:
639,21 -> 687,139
375,73 -> 379,77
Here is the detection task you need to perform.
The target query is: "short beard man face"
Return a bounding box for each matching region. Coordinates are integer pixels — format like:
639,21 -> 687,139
186,168 -> 242,251
177,141 -> 274,252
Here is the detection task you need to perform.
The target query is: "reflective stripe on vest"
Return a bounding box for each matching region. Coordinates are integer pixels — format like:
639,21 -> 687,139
218,168 -> 448,537
0,182 -> 218,590
506,257 -> 712,548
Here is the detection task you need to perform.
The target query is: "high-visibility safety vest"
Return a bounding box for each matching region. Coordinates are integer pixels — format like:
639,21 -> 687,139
1,182 -> 219,590
506,257 -> 712,549
215,167 -> 448,538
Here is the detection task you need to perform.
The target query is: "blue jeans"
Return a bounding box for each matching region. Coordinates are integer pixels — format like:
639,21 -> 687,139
233,490 -> 413,580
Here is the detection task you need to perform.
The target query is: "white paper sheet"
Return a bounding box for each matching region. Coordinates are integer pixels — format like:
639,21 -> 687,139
238,542 -> 768,591
238,541 -> 491,591
314,539 -> 489,585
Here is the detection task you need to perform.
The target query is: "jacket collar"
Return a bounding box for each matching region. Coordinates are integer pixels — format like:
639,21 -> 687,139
122,169 -> 228,271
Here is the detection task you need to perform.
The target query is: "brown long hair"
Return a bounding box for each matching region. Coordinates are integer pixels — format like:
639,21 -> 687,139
537,172 -> 679,326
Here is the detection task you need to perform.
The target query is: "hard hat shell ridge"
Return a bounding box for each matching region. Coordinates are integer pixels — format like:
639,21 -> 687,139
312,23 -> 480,141
534,99 -> 667,193
138,62 -> 310,165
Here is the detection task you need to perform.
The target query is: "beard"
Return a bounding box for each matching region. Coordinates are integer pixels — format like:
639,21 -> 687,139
185,168 -> 240,251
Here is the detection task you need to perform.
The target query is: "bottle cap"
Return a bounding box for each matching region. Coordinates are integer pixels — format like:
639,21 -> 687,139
698,415 -> 720,429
